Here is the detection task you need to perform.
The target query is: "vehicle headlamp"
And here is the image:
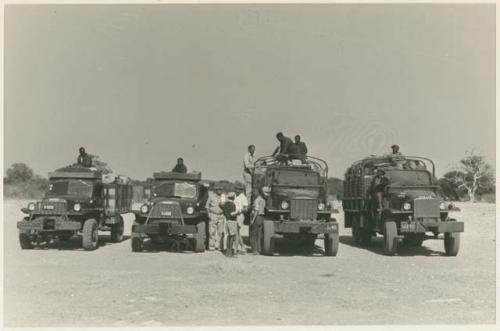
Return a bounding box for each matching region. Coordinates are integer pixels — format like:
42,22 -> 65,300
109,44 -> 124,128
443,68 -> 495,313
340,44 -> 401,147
186,206 -> 194,215
280,201 -> 289,210
28,202 -> 36,211
73,203 -> 81,212
403,202 -> 411,211
140,204 -> 149,214
318,202 -> 326,211
439,202 -> 446,210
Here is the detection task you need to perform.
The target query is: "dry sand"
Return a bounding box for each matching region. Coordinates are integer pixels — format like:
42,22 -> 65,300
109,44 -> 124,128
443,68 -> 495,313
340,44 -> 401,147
3,199 -> 495,326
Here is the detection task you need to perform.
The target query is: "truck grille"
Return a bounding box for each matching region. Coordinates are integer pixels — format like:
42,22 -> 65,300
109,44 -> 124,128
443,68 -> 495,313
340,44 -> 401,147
39,200 -> 67,215
290,199 -> 317,221
414,198 -> 440,219
150,202 -> 183,219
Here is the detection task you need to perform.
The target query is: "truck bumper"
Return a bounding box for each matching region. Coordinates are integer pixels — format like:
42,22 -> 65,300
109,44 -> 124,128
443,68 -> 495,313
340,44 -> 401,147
132,222 -> 197,237
400,220 -> 464,233
274,220 -> 338,235
17,217 -> 81,232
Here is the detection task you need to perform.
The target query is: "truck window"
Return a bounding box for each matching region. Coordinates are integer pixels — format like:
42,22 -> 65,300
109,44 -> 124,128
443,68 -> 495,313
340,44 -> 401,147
153,182 -> 197,198
47,180 -> 93,198
386,170 -> 432,186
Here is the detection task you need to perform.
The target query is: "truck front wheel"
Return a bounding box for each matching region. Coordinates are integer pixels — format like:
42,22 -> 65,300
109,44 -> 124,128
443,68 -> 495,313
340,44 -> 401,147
444,232 -> 460,256
131,235 -> 144,252
262,220 -> 275,256
82,219 -> 99,251
194,222 -> 206,252
324,232 -> 339,256
19,232 -> 34,250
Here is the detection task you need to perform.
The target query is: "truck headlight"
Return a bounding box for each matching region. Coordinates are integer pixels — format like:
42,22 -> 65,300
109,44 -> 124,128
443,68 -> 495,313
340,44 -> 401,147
318,202 -> 325,211
73,203 -> 81,212
403,202 -> 411,211
28,202 -> 36,211
280,201 -> 289,210
440,202 -> 446,210
140,204 -> 149,214
186,206 -> 194,215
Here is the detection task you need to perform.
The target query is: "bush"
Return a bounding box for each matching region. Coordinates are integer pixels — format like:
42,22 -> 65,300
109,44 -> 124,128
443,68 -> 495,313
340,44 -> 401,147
479,193 -> 496,203
4,177 -> 49,200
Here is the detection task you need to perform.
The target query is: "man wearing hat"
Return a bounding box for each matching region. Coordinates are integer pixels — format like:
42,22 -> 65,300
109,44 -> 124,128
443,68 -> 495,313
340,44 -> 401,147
368,169 -> 390,211
234,183 -> 249,254
205,185 -> 226,250
249,186 -> 270,254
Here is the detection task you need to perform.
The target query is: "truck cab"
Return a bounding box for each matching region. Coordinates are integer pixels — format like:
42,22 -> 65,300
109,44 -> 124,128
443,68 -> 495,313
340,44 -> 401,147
343,156 -> 464,256
17,165 -> 132,250
131,171 -> 209,252
251,156 -> 339,256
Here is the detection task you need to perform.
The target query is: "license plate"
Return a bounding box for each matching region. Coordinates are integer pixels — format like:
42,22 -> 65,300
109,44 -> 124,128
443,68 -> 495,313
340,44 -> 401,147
401,222 -> 417,231
161,211 -> 172,216
43,205 -> 54,210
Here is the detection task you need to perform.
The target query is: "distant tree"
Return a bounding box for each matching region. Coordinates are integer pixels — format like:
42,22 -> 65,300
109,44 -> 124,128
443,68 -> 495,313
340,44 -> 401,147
5,163 -> 34,184
437,171 -> 466,201
88,154 -> 112,174
447,151 -> 495,202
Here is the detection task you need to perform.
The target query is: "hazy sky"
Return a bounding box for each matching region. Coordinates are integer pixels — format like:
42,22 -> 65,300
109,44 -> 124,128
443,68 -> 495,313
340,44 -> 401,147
5,4 -> 495,181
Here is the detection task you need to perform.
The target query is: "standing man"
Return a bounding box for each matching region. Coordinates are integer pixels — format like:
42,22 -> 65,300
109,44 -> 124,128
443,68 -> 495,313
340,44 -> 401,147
243,145 -> 255,200
234,183 -> 249,254
250,186 -> 270,254
222,192 -> 238,257
272,132 -> 293,164
294,135 -> 308,160
172,158 -> 187,173
77,147 -> 92,168
205,185 -> 225,251
368,169 -> 390,212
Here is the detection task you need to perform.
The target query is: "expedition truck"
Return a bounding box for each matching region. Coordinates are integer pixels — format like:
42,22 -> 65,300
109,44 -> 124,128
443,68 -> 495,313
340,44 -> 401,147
343,156 -> 463,256
17,165 -> 132,250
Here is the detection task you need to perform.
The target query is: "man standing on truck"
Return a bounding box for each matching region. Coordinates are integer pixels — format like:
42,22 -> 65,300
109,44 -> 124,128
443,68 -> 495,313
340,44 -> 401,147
293,135 -> 308,161
243,145 -> 255,200
368,169 -> 390,212
77,147 -> 93,168
206,185 -> 225,251
272,132 -> 293,164
172,158 -> 187,173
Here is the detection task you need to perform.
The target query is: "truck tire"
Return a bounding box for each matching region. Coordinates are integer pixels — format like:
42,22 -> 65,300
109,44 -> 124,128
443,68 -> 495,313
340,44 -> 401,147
110,216 -> 124,243
383,221 -> 398,256
324,232 -> 339,256
82,219 -> 99,251
194,222 -> 206,252
262,220 -> 275,256
403,234 -> 424,247
19,232 -> 34,250
444,232 -> 460,256
131,235 -> 144,252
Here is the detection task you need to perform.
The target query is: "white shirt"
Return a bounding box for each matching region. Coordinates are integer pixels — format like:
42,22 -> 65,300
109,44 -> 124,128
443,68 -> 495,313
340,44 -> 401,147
234,193 -> 249,212
243,152 -> 255,172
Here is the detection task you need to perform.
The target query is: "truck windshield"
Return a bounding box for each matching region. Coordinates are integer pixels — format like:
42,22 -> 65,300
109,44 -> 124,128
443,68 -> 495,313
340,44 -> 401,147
153,182 -> 197,198
47,180 -> 93,197
272,170 -> 320,186
386,170 -> 432,186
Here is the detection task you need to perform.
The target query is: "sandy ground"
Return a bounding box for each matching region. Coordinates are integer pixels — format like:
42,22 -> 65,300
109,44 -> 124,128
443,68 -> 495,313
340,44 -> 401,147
3,199 -> 495,326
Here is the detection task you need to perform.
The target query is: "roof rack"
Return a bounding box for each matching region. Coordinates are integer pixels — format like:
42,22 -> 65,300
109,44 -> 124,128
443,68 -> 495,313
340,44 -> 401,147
254,155 -> 328,178
49,165 -> 102,179
349,155 -> 435,177
153,171 -> 202,181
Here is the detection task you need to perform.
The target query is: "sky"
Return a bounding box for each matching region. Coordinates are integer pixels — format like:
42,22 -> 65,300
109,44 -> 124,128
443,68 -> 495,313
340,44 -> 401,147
4,4 -> 496,181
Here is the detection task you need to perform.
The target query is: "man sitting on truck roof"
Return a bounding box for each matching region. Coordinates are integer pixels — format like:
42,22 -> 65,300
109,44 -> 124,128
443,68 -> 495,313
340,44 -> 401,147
389,144 -> 405,169
172,158 -> 187,173
77,147 -> 93,168
272,132 -> 294,164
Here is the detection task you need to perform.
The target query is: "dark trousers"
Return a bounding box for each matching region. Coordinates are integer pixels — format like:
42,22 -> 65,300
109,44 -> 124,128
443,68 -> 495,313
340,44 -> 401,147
250,216 -> 264,253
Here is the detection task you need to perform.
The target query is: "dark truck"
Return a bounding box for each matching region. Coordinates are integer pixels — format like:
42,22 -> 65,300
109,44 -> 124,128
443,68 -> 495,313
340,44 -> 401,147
343,156 -> 464,256
251,156 -> 339,256
131,171 -> 209,252
17,165 -> 133,250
